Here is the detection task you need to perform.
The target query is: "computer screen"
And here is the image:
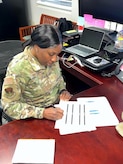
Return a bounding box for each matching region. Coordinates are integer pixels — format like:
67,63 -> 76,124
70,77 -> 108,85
79,0 -> 123,24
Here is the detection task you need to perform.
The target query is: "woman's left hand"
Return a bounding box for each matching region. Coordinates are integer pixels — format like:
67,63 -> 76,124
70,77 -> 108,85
60,90 -> 73,101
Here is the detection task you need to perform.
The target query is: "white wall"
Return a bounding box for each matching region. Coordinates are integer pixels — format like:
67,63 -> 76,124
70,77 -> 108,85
26,0 -> 78,25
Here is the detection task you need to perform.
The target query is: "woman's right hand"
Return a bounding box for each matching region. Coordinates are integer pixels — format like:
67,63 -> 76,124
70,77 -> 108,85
43,107 -> 64,120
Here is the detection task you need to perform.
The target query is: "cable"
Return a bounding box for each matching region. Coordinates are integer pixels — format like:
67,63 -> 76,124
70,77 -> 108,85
61,52 -> 83,68
73,56 -> 83,67
101,71 -> 115,77
62,56 -> 78,68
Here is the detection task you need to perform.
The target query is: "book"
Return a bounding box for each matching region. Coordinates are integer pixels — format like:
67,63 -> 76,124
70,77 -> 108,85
12,139 -> 55,164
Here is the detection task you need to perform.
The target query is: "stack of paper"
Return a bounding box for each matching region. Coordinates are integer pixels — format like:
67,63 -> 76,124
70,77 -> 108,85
12,139 -> 55,164
55,96 -> 119,135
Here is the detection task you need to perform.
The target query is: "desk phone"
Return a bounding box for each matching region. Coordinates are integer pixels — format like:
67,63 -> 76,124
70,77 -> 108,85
83,55 -> 114,71
85,56 -> 110,67
115,59 -> 123,83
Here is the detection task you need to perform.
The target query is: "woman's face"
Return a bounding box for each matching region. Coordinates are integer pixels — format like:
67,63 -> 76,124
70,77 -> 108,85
34,44 -> 62,66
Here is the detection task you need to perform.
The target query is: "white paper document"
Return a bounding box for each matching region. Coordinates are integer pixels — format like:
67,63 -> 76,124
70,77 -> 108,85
12,139 -> 55,164
55,101 -> 96,135
77,96 -> 119,126
55,97 -> 119,135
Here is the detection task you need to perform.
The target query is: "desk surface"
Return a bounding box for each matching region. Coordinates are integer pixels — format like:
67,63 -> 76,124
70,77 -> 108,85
0,58 -> 123,164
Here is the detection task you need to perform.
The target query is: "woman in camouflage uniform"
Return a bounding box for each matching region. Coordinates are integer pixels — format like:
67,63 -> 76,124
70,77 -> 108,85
1,24 -> 72,121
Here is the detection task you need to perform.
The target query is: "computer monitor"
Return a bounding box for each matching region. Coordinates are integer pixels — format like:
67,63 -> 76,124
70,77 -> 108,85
79,0 -> 123,24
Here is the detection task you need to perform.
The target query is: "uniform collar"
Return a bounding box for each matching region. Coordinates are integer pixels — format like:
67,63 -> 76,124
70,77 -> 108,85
24,46 -> 46,71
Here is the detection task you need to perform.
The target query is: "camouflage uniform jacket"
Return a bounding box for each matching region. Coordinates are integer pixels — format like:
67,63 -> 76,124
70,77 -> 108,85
1,47 -> 66,119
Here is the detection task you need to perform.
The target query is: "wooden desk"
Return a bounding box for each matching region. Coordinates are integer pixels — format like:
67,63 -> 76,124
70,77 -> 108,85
0,59 -> 123,164
59,53 -> 111,87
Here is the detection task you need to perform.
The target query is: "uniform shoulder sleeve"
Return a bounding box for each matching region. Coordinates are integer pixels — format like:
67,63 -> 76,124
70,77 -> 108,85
2,76 -> 21,103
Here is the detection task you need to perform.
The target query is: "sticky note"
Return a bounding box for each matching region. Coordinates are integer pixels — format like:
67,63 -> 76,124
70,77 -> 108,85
77,16 -> 85,26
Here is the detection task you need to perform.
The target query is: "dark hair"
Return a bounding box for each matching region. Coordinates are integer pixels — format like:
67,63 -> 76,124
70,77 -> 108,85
22,24 -> 62,49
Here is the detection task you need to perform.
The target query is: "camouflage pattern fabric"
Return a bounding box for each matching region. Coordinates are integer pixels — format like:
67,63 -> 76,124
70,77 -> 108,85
1,47 -> 66,119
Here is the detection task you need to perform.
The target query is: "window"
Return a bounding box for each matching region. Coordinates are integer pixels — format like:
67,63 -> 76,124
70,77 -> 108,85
36,0 -> 72,11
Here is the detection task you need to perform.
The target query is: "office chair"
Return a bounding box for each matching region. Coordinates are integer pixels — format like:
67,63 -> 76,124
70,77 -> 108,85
19,14 -> 77,41
0,40 -> 23,125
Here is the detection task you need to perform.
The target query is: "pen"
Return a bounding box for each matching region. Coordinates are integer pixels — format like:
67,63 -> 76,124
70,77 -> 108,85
45,105 -> 55,108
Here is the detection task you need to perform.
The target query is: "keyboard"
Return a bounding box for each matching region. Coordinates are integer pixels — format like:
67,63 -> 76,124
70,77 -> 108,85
74,45 -> 94,54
